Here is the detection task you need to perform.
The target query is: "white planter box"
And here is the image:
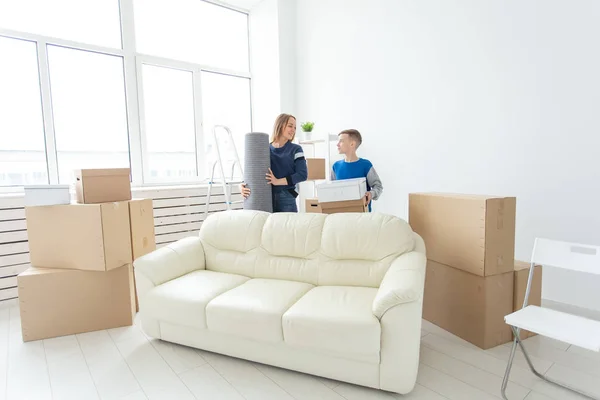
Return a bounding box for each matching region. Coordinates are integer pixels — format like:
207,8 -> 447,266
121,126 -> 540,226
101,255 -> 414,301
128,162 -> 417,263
24,185 -> 71,207
316,178 -> 367,203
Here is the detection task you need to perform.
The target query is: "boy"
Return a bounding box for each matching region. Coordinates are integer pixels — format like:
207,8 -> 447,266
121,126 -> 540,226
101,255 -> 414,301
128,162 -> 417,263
331,129 -> 383,211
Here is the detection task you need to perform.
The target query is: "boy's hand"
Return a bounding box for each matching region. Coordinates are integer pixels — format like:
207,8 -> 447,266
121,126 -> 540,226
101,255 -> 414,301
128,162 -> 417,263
364,191 -> 373,205
266,168 -> 286,186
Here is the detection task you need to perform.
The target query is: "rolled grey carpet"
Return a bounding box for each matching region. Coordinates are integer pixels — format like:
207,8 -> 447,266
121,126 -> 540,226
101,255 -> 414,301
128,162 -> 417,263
243,132 -> 273,213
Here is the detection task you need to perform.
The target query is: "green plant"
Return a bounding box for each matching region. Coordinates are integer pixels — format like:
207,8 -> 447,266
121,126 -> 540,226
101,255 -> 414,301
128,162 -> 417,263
301,122 -> 315,132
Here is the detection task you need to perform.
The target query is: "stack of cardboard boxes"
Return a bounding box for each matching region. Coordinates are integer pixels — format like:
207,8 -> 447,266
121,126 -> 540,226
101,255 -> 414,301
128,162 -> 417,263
409,193 -> 542,349
18,169 -> 156,342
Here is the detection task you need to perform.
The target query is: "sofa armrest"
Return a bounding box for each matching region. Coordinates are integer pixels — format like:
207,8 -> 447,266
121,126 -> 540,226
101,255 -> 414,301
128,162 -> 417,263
134,236 -> 205,299
372,251 -> 426,319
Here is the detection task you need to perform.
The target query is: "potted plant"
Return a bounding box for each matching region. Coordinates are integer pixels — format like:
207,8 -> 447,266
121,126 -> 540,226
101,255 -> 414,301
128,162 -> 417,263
300,121 -> 315,141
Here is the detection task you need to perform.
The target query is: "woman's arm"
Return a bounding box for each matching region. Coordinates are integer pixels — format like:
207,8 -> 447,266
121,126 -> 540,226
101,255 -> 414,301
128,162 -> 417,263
284,149 -> 308,185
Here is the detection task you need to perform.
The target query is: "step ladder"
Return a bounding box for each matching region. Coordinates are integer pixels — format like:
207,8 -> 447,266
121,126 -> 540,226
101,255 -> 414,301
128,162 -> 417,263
204,125 -> 244,220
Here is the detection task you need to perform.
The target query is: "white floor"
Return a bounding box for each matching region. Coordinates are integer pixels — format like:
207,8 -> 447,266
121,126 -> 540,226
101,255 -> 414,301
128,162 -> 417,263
1,300 -> 599,400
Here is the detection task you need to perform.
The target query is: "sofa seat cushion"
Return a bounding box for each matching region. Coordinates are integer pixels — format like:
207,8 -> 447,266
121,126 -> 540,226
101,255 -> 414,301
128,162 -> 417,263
144,270 -> 249,329
282,286 -> 381,363
206,278 -> 314,342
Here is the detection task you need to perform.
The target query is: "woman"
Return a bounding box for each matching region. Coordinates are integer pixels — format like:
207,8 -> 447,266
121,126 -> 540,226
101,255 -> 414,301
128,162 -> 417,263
241,113 -> 308,212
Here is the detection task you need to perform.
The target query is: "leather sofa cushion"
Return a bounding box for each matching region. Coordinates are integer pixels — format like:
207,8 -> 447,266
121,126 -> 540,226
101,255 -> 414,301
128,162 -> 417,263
282,286 -> 381,363
206,278 -> 314,342
144,270 -> 249,329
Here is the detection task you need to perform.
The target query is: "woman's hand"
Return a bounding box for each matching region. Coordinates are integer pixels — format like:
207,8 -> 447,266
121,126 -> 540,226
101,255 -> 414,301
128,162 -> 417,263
240,183 -> 251,199
266,168 -> 287,186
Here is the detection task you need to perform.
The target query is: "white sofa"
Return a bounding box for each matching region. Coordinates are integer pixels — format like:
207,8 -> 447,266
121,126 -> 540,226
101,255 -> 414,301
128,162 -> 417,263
134,210 -> 426,394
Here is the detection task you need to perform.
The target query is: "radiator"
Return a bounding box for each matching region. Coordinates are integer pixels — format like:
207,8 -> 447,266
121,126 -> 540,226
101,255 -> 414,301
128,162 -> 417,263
0,185 -> 242,302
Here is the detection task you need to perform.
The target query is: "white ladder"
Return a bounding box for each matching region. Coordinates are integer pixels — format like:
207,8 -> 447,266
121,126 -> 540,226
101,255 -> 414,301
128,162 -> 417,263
204,125 -> 244,220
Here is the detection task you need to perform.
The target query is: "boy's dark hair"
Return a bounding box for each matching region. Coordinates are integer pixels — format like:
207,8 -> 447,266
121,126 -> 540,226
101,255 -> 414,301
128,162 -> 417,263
338,129 -> 362,148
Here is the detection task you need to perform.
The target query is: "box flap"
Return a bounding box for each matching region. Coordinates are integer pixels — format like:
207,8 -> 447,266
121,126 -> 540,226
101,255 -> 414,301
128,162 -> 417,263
75,168 -> 131,178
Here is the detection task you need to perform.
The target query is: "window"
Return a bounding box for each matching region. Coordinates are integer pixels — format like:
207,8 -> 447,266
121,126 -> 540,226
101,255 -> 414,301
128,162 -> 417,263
201,71 -> 252,179
0,0 -> 122,49
0,0 -> 252,189
134,0 -> 249,72
47,46 -> 130,184
0,36 -> 47,186
139,64 -> 198,182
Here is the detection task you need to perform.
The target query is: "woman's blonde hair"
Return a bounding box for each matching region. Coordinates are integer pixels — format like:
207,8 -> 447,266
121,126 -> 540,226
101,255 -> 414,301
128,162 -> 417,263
270,113 -> 296,143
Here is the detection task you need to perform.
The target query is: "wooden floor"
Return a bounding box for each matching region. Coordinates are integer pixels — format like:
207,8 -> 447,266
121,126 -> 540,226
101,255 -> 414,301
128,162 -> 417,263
1,299 -> 598,400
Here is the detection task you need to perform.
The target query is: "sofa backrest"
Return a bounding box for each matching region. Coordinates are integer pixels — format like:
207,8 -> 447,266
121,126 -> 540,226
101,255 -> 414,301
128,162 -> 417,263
199,210 -> 417,288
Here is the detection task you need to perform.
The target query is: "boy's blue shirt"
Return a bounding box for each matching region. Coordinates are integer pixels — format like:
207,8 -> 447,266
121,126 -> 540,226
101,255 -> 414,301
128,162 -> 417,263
331,158 -> 376,211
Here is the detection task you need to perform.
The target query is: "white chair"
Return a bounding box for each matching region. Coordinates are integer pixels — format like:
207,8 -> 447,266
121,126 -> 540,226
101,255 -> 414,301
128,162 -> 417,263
501,238 -> 600,400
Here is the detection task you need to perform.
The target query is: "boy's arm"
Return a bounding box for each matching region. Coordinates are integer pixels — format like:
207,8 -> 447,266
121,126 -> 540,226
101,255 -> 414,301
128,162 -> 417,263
330,167 -> 336,180
367,167 -> 383,200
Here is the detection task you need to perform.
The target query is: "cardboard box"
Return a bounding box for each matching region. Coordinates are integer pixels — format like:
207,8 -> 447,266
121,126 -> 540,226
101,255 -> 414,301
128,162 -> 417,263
306,158 -> 326,180
409,193 -> 516,277
26,202 -> 133,271
24,185 -> 71,207
317,178 -> 367,203
128,199 -> 156,260
423,259 -> 514,349
18,264 -> 135,342
305,198 -> 367,214
321,199 -> 368,214
513,260 -> 543,340
75,168 -> 132,204
128,199 -> 156,312
305,198 -> 322,213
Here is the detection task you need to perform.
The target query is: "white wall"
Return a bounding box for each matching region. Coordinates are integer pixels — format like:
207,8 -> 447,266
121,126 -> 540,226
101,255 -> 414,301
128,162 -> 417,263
249,0 -> 298,134
294,0 -> 600,311
249,0 -> 281,133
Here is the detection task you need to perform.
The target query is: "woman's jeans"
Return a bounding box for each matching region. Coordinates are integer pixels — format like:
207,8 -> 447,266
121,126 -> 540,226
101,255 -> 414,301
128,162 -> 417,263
273,190 -> 298,213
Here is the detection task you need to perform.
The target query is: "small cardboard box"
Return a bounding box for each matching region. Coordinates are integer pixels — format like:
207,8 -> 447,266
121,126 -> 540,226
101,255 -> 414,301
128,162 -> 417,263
423,259 -> 514,349
305,198 -> 322,213
513,260 -> 543,340
409,193 -> 516,277
306,158 -> 326,180
18,264 -> 135,342
75,168 -> 132,204
25,202 -> 133,272
24,185 -> 71,207
320,199 -> 368,214
128,199 -> 156,312
316,177 -> 367,203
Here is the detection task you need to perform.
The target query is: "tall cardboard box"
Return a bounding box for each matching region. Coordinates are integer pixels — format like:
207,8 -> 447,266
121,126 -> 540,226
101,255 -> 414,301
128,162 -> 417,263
513,260 -> 543,340
409,193 -> 516,276
18,264 -> 135,342
128,199 -> 156,312
25,202 -> 133,271
306,158 -> 326,180
75,168 -> 132,204
424,259 -> 514,349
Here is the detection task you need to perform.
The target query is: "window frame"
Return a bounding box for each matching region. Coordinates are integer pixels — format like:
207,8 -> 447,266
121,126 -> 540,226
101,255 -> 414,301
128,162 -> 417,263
0,0 -> 252,189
